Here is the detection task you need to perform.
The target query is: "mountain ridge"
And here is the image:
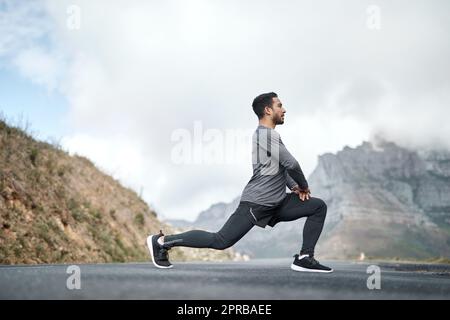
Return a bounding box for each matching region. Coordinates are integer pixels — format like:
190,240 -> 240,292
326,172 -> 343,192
167,138 -> 450,260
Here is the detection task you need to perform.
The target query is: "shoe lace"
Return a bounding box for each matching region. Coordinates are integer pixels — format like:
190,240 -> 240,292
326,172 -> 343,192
294,254 -> 320,266
309,256 -> 320,266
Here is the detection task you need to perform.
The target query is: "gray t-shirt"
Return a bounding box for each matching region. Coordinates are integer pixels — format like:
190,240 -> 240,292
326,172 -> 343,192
240,125 -> 308,207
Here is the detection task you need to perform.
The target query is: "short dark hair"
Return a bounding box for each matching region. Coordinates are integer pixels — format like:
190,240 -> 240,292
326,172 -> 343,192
252,92 -> 278,119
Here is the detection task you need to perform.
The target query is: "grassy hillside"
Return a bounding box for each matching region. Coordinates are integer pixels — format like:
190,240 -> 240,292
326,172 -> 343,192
0,119 -> 235,264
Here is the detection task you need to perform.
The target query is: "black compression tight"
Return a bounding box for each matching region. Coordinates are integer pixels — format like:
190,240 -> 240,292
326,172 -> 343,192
164,194 -> 327,256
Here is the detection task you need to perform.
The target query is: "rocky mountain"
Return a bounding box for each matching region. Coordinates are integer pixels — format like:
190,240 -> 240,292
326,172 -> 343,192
0,119 -> 236,264
167,139 -> 450,260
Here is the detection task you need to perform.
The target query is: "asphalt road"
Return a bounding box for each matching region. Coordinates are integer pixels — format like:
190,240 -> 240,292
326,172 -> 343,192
1,259 -> 450,299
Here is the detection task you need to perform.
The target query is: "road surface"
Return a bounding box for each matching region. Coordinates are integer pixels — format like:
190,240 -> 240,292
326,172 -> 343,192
1,259 -> 449,299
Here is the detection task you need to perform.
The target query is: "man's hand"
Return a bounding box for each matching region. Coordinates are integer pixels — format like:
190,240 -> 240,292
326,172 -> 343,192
291,185 -> 311,202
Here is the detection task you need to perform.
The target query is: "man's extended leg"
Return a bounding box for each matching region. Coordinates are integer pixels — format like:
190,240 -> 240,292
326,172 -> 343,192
163,205 -> 254,249
147,203 -> 254,268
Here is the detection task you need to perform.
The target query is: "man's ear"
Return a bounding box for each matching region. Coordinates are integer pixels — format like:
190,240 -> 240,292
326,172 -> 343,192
264,105 -> 272,116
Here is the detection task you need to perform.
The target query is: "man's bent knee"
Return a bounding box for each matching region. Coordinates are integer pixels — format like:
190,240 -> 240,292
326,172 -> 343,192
314,198 -> 328,219
211,232 -> 233,250
319,198 -> 327,211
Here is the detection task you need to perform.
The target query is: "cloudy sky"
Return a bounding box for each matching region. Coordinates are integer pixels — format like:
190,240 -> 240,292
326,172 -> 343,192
1,0 -> 449,221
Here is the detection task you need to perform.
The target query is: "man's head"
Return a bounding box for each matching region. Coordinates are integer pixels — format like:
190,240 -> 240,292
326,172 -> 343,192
252,92 -> 286,125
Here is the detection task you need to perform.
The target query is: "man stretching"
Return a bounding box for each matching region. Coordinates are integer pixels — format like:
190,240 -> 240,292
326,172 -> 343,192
147,92 -> 333,273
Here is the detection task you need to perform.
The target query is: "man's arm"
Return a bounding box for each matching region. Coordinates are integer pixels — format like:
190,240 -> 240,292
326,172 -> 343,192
255,127 -> 309,190
285,171 -> 299,190
286,171 -> 311,201
278,138 -> 309,190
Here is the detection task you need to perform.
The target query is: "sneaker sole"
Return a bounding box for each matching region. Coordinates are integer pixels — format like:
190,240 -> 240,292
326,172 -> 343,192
290,263 -> 333,273
147,235 -> 173,269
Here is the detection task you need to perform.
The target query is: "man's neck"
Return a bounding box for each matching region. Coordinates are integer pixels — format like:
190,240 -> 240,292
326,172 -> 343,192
259,119 -> 276,129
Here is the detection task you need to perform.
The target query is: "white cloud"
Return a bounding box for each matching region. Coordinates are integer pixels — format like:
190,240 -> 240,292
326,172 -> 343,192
61,133 -> 146,182
0,0 -> 51,57
13,47 -> 63,90
2,0 -> 450,220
